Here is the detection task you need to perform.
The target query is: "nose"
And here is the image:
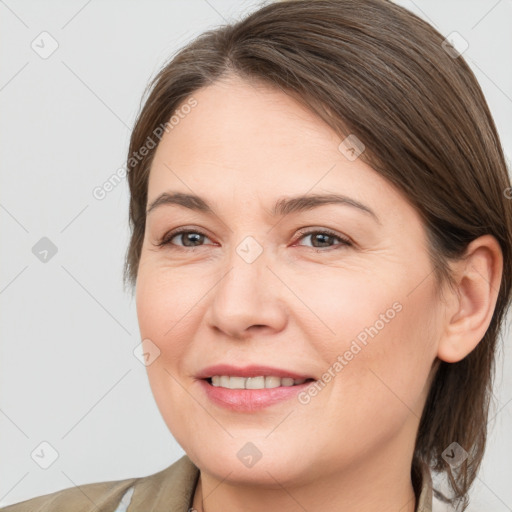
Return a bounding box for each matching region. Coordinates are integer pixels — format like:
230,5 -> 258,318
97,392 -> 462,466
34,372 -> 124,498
204,243 -> 288,340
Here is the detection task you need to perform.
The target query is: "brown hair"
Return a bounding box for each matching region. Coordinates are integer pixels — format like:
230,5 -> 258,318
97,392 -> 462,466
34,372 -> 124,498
123,0 -> 512,508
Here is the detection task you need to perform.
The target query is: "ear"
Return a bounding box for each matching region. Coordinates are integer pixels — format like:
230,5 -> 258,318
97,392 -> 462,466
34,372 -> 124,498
437,234 -> 503,363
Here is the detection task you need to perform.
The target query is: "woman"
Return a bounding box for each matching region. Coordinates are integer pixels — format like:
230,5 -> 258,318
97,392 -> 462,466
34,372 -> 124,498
3,0 -> 510,511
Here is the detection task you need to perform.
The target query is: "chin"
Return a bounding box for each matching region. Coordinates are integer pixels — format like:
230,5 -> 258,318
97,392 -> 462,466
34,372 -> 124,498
184,435 -> 317,486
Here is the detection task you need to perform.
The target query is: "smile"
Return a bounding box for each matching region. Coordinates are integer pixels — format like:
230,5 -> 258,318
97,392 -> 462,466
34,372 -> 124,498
208,375 -> 311,389
199,377 -> 316,412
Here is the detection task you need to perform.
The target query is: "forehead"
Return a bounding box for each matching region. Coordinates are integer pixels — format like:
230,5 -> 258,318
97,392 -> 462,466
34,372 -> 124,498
147,77 -> 414,224
156,76 -> 340,166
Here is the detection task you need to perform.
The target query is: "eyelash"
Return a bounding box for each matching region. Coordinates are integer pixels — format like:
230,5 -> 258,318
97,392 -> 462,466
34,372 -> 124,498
155,227 -> 352,251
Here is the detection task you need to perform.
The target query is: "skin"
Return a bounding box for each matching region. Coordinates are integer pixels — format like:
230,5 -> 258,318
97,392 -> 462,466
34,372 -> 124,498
135,74 -> 503,512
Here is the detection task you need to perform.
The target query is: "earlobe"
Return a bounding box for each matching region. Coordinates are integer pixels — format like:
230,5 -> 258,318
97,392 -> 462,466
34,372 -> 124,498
437,235 -> 503,363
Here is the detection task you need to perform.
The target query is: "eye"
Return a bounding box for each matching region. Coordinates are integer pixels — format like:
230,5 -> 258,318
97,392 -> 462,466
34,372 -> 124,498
294,228 -> 352,250
155,228 -> 214,249
155,227 -> 352,251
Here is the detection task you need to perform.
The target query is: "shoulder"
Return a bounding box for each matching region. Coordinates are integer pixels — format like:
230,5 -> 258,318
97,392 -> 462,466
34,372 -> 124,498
0,455 -> 200,512
0,475 -> 139,512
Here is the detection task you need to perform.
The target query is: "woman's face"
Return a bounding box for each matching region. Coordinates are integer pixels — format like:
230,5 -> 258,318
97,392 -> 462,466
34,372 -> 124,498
136,76 -> 443,486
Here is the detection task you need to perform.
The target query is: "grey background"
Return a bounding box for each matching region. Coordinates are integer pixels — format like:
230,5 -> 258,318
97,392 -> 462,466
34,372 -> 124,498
0,0 -> 510,509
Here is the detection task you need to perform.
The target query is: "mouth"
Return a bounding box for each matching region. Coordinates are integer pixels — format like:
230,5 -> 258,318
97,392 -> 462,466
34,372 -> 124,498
196,365 -> 317,411
203,376 -> 316,389
198,376 -> 316,411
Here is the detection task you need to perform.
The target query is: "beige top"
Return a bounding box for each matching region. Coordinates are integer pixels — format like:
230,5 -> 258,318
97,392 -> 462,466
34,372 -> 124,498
0,455 -> 432,511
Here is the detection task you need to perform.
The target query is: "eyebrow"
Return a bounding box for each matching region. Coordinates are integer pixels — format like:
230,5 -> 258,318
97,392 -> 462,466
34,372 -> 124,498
146,191 -> 380,224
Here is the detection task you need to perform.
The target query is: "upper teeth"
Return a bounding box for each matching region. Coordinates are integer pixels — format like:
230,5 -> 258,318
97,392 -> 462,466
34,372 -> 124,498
210,376 -> 307,389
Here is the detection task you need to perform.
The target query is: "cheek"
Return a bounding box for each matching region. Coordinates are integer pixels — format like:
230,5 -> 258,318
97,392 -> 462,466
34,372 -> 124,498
339,290 -> 437,425
135,265 -> 206,440
292,267 -> 399,355
135,264 -> 206,360
300,266 -> 438,422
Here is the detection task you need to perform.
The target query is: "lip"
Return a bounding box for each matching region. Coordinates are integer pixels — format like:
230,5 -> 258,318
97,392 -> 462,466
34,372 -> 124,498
198,378 -> 315,412
196,364 -> 314,380
195,364 -> 316,412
